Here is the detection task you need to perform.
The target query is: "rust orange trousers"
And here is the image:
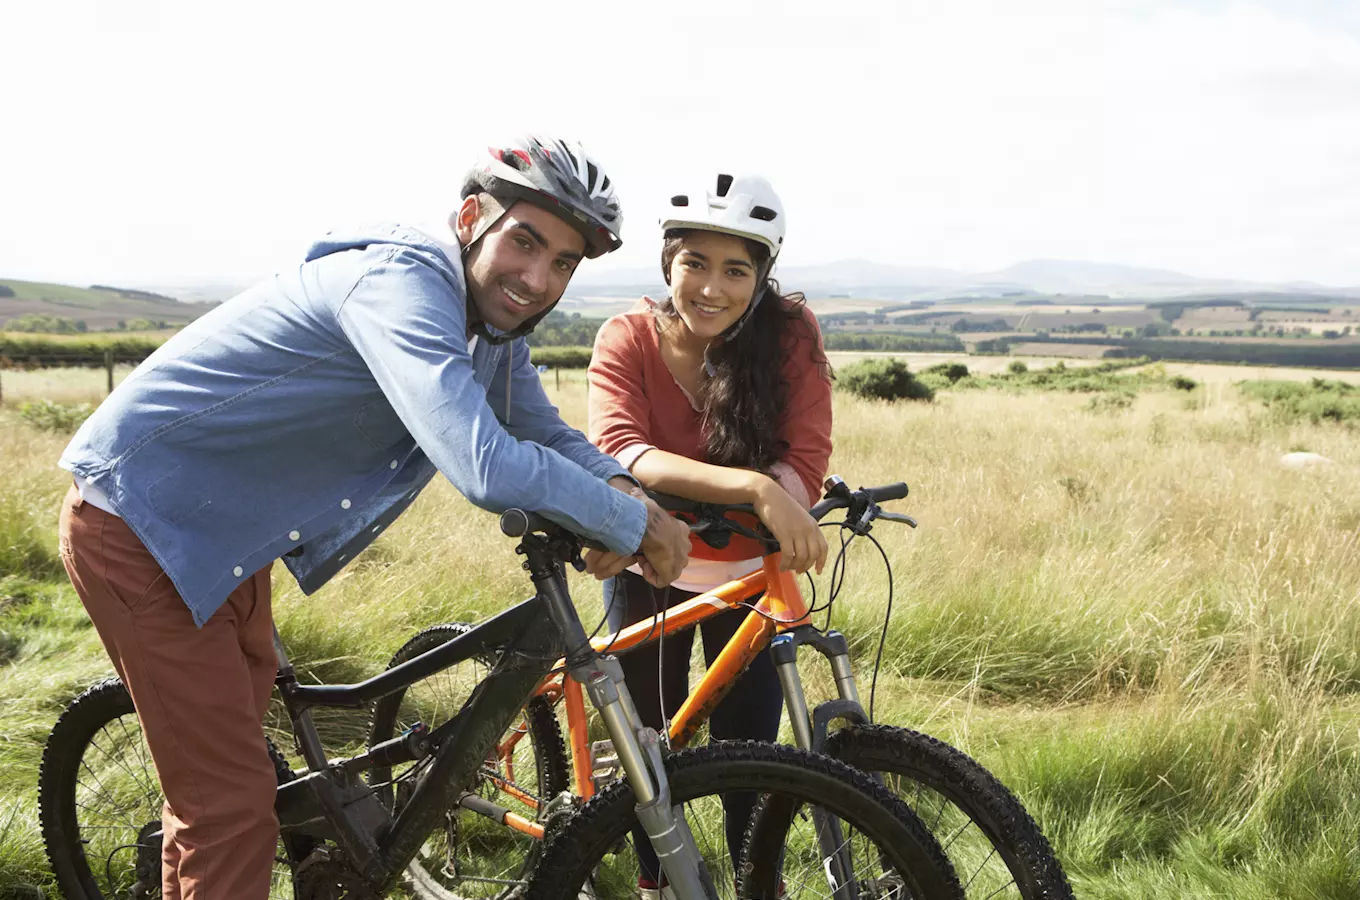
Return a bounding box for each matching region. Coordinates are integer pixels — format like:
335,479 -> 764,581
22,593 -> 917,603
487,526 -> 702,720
59,484 -> 281,900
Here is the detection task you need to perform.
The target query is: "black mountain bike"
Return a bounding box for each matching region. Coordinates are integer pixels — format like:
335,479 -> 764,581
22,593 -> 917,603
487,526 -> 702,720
40,506 -> 966,900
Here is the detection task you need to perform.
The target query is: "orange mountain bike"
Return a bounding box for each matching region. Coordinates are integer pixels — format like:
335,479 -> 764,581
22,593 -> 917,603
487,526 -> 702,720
369,476 -> 1073,900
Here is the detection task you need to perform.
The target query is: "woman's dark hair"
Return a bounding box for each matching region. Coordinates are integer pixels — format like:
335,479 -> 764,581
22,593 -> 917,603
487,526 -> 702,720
654,229 -> 829,473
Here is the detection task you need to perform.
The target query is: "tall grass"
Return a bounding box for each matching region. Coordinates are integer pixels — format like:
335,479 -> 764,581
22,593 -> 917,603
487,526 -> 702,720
2,367 -> 1359,896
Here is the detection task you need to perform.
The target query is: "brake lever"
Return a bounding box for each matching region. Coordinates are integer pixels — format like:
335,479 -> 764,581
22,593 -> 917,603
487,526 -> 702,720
877,511 -> 919,528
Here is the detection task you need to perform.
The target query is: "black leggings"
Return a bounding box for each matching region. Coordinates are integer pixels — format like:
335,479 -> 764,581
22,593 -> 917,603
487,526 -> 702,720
604,570 -> 784,884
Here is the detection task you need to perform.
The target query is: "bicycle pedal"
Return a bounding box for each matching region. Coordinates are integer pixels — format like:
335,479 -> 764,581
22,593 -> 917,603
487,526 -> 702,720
589,739 -> 622,791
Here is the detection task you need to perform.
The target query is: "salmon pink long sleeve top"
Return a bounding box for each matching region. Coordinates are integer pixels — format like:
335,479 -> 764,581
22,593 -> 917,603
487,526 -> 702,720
588,298 -> 833,591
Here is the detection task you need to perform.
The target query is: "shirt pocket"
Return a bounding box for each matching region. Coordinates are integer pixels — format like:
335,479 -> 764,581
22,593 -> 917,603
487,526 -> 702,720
146,464 -> 214,525
353,398 -> 410,450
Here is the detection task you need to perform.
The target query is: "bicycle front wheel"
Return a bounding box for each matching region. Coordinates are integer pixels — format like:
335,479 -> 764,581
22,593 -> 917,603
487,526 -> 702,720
825,725 -> 1072,900
524,741 -> 964,900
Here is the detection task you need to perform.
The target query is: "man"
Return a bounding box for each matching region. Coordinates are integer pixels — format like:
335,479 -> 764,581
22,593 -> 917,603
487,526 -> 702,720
56,135 -> 691,899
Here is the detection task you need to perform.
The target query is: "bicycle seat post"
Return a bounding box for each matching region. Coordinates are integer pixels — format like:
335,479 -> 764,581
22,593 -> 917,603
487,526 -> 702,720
272,624 -> 328,773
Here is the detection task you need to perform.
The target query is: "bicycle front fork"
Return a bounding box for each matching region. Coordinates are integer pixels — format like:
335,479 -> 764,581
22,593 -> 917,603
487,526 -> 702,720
569,654 -> 719,900
533,565 -> 718,900
770,627 -> 868,753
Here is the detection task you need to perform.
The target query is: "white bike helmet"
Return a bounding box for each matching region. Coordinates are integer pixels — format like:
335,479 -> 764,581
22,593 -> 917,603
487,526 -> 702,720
660,173 -> 784,260
462,134 -> 623,259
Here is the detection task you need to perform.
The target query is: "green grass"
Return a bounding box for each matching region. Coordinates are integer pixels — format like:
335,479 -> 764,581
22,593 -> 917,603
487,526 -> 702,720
2,368 -> 1360,897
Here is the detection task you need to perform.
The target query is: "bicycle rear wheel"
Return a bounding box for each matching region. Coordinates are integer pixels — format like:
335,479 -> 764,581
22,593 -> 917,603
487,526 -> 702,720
825,725 -> 1072,900
524,741 -> 964,900
368,623 -> 570,900
38,677 -> 302,900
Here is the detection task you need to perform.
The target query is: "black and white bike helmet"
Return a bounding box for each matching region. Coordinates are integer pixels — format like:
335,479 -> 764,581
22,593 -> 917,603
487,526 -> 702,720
461,134 -> 623,259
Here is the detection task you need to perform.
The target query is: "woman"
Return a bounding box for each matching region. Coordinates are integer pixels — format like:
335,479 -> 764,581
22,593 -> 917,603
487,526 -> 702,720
588,173 -> 833,893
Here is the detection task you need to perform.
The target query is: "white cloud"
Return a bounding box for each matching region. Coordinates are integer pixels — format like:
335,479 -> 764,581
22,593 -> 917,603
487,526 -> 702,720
1,0 -> 1357,287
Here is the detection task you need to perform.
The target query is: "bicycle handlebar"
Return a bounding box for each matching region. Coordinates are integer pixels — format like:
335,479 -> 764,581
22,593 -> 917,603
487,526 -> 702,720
501,476 -> 913,558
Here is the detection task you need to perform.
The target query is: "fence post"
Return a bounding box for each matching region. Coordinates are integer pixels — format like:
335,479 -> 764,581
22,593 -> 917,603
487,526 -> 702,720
555,368 -> 560,391
105,349 -> 114,395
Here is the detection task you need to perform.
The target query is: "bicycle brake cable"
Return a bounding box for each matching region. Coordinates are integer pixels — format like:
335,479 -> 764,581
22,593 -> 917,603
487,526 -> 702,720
861,527 -> 895,723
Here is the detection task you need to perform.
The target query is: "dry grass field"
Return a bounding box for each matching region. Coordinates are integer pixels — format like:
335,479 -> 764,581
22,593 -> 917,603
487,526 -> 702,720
1,361 -> 1358,898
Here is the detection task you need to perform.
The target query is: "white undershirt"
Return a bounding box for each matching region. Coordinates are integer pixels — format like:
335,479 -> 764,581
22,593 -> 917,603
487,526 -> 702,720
73,475 -> 119,517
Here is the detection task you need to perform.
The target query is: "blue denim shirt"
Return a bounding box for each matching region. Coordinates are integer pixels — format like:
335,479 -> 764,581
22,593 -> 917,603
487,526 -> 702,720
59,224 -> 646,626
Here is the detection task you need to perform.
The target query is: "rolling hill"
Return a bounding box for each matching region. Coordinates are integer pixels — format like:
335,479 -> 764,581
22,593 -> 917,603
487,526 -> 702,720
0,280 -> 210,331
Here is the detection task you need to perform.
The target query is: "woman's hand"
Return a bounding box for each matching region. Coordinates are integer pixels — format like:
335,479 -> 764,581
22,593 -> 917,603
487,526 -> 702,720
752,476 -> 828,574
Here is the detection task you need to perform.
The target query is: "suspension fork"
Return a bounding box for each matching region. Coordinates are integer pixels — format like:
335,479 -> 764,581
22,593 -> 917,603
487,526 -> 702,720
770,627 -> 869,900
527,545 -> 717,900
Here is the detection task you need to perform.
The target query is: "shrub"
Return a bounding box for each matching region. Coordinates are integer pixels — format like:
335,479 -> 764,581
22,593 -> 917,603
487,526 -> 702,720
923,362 -> 970,383
1086,393 -> 1134,414
1238,379 -> 1360,426
528,346 -> 592,369
17,400 -> 94,433
1008,360 -> 1028,375
1169,375 -> 1198,391
836,359 -> 934,402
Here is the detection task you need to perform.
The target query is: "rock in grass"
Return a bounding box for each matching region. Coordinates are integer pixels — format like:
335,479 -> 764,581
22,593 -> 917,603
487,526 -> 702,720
1279,451 -> 1334,469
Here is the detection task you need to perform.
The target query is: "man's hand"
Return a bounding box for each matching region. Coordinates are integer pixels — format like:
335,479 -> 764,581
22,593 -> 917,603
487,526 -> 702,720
633,497 -> 691,586
582,478 -> 685,583
583,478 -> 691,585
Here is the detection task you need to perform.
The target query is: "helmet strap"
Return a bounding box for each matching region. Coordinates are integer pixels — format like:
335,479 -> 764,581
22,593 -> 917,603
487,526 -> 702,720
700,260 -> 772,376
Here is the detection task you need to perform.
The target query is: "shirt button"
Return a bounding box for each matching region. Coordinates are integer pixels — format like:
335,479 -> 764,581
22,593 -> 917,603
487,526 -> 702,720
341,499 -> 352,510
289,530 -> 301,541
233,566 -> 243,577
390,460 -> 398,469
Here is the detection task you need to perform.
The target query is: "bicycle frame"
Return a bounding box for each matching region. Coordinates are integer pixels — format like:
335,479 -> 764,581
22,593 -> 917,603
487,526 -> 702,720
500,551 -> 870,811
262,518 -> 721,900
271,592 -> 564,886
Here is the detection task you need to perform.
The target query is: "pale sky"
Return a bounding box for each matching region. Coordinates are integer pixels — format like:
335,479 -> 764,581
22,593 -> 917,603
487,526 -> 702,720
3,0 -> 1358,288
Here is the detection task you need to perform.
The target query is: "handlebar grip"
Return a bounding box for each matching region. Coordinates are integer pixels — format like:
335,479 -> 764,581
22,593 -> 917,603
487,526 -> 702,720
500,508 -> 611,552
647,491 -> 703,514
865,482 -> 909,502
500,508 -> 543,538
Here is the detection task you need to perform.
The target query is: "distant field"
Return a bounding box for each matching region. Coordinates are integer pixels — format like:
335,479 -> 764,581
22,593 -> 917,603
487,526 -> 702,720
0,330 -> 174,344
1007,341 -> 1115,358
0,279 -> 205,331
824,350 -> 1106,373
1133,361 -> 1360,385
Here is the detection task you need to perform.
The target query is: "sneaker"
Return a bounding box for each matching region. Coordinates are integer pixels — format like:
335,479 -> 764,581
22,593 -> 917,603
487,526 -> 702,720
636,878 -> 675,900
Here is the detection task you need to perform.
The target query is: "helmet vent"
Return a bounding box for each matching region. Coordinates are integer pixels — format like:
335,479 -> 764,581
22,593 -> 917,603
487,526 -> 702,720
750,205 -> 778,222
715,174 -> 734,197
587,161 -> 600,190
670,194 -> 689,207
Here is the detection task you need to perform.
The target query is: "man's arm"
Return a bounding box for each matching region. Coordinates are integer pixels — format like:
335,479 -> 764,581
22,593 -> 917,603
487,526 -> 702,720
334,248 -> 646,555
488,336 -> 637,485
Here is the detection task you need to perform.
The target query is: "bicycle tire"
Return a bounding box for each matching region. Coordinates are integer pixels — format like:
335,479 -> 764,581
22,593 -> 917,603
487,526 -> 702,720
824,724 -> 1073,900
39,676 -> 302,900
524,740 -> 964,900
368,623 -> 570,900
